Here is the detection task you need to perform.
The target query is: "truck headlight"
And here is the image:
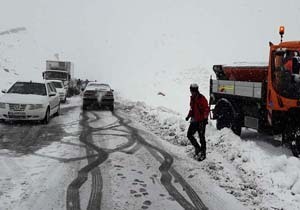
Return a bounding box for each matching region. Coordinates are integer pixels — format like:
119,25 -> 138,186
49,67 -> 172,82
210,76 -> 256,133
0,102 -> 6,109
28,104 -> 44,110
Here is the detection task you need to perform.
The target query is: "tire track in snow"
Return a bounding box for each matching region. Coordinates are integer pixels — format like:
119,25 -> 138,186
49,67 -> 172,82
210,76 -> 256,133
114,112 -> 208,210
66,112 -> 108,210
66,111 -> 137,210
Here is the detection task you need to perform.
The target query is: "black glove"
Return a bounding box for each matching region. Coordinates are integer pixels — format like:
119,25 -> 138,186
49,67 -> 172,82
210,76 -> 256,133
185,116 -> 190,121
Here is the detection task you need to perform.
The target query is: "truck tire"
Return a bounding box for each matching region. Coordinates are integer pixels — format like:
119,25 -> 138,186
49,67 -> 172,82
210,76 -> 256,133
291,139 -> 300,157
284,126 -> 300,157
282,122 -> 300,157
215,99 -> 242,136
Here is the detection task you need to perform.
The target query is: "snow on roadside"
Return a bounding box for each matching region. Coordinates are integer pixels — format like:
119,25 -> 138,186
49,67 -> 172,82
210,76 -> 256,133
117,97 -> 300,210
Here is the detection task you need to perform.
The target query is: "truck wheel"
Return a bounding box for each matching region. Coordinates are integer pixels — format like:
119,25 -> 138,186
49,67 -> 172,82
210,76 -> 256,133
216,101 -> 241,136
287,127 -> 300,157
291,139 -> 300,157
282,124 -> 300,157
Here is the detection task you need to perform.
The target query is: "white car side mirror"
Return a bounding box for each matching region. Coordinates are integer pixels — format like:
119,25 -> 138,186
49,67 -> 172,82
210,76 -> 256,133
1,89 -> 7,93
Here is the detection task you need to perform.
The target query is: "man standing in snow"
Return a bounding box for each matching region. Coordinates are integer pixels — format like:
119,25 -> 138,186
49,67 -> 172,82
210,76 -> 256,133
185,83 -> 209,161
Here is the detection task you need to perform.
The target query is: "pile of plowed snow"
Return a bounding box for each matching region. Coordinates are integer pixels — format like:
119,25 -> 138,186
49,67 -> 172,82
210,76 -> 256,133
117,96 -> 300,210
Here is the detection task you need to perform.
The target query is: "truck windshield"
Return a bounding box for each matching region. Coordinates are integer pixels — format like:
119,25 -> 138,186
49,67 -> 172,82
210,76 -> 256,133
271,49 -> 300,99
8,82 -> 47,96
51,81 -> 63,88
44,71 -> 68,80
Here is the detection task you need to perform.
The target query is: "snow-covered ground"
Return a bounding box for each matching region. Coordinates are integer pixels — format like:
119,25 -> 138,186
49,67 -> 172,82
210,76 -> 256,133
0,101 -> 84,210
1,1 -> 300,209
116,96 -> 300,210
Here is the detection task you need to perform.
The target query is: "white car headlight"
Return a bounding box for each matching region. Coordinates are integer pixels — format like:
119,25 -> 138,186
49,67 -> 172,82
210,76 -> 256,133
0,102 -> 6,109
28,104 -> 44,110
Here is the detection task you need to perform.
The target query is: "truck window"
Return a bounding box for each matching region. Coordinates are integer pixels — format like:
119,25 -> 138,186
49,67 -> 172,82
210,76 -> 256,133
44,71 -> 68,80
271,50 -> 300,99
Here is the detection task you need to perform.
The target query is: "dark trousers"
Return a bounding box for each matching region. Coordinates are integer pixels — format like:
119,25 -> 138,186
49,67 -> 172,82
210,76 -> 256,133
187,121 -> 206,153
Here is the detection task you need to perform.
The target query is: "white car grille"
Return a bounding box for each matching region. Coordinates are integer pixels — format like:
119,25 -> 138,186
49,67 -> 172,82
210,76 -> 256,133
9,104 -> 27,111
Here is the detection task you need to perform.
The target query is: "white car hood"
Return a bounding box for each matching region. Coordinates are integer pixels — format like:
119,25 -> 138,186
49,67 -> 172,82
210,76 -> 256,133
0,93 -> 48,104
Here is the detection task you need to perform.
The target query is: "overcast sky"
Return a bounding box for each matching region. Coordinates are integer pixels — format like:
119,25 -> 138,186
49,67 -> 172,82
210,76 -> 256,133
1,0 -> 300,88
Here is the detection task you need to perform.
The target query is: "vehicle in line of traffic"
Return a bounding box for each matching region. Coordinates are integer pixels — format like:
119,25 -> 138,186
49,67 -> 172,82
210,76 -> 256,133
0,80 -> 60,124
42,60 -> 79,97
47,79 -> 67,103
82,82 -> 114,111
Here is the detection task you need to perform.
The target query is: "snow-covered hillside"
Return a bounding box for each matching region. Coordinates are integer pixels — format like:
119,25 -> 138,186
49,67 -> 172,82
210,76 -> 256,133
0,27 -> 46,93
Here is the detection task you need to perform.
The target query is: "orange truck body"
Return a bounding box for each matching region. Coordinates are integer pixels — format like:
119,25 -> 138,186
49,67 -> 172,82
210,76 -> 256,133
210,37 -> 300,157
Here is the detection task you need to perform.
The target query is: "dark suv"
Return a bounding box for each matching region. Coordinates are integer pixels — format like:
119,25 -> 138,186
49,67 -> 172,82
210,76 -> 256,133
82,82 -> 114,111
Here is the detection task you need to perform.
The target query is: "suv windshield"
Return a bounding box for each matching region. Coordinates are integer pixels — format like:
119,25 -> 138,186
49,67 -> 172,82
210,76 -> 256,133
87,83 -> 110,91
8,82 -> 47,96
51,81 -> 63,88
271,49 -> 300,99
98,85 -> 110,91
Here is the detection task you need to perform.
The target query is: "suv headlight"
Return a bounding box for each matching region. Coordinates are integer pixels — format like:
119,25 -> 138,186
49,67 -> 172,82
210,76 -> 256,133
0,102 -> 6,109
28,104 -> 44,110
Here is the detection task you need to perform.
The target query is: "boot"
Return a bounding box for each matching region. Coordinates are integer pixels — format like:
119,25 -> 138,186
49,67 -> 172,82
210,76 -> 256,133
193,147 -> 201,158
197,151 -> 206,161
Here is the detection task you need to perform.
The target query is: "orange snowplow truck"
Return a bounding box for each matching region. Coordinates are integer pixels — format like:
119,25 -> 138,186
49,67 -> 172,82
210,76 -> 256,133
210,26 -> 300,157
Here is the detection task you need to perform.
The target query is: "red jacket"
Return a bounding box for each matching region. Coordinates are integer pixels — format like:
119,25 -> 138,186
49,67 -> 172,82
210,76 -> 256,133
188,93 -> 209,122
284,59 -> 293,73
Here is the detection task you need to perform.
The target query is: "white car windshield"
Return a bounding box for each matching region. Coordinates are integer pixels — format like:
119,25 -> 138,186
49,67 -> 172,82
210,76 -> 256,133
8,82 -> 47,96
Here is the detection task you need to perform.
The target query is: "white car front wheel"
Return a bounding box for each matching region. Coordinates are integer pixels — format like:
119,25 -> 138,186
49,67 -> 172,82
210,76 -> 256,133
42,107 -> 50,124
54,104 -> 61,117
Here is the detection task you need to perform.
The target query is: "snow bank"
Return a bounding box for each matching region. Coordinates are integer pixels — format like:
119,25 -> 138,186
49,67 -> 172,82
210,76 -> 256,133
118,96 -> 300,210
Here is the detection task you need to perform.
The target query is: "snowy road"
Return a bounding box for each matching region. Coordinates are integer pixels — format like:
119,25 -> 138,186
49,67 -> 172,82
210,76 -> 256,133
0,98 -> 246,210
67,105 -> 208,210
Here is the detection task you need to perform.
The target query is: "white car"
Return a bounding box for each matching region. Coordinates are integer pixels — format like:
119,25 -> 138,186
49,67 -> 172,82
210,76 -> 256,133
47,80 -> 67,103
0,80 -> 60,124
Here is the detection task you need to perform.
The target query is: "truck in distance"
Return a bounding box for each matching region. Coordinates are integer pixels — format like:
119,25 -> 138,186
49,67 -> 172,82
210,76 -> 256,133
43,60 -> 74,96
